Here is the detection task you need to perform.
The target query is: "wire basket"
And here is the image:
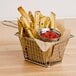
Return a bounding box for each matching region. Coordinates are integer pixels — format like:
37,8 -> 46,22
16,22 -> 72,67
16,31 -> 72,67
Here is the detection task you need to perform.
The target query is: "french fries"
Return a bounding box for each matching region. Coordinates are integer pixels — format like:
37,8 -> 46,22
17,19 -> 22,33
34,11 -> 42,31
28,11 -> 34,24
20,16 -> 30,29
18,6 -> 32,23
18,17 -> 33,38
28,11 -> 35,29
50,12 -> 56,29
45,17 -> 51,28
18,19 -> 26,38
20,27 -> 23,38
17,6 -> 61,39
40,16 -> 47,28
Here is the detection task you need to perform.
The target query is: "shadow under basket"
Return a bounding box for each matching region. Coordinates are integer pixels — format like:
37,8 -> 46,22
16,32 -> 73,67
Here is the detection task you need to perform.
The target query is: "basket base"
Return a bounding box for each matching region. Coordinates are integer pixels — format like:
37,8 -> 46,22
24,58 -> 62,68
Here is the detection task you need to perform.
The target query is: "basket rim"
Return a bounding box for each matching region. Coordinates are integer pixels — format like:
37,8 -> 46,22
15,32 -> 72,43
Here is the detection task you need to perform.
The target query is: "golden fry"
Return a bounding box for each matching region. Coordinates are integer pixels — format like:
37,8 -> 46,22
20,27 -> 23,38
34,11 -> 43,30
28,11 -> 34,24
18,6 -> 32,23
46,17 -> 51,28
40,16 -> 46,28
50,12 -> 56,29
17,19 -> 23,33
20,16 -> 30,29
40,17 -> 51,28
20,16 -> 34,38
28,11 -> 35,29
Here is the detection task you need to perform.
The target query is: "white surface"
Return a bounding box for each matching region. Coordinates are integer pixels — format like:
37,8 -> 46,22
0,0 -> 76,20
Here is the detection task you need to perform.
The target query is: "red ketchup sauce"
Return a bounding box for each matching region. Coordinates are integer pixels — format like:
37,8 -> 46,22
40,31 -> 60,40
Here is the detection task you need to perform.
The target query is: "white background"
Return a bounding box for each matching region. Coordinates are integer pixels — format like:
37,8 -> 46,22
0,0 -> 76,20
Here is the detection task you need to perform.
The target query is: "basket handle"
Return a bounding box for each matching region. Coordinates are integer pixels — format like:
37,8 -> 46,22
15,32 -> 19,36
70,34 -> 74,38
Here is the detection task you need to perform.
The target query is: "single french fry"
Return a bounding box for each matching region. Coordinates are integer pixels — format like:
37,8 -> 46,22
40,16 -> 51,28
20,16 -> 30,29
45,17 -> 51,28
50,12 -> 56,29
20,16 -> 34,38
28,11 -> 34,24
34,11 -> 42,31
40,16 -> 46,28
30,28 -> 39,38
18,19 -> 27,37
17,19 -> 23,33
20,27 -> 23,38
28,11 -> 35,29
18,6 -> 32,23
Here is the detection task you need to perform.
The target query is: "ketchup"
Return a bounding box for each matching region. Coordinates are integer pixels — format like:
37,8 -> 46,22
41,31 -> 60,40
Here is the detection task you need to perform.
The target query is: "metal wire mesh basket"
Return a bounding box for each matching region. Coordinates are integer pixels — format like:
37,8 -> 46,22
16,31 -> 72,67
16,22 -> 72,67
